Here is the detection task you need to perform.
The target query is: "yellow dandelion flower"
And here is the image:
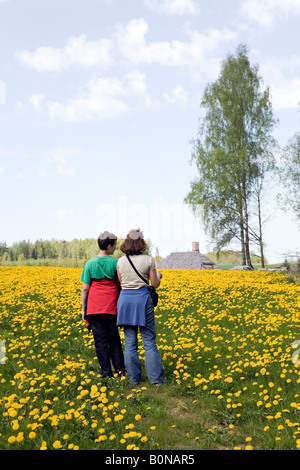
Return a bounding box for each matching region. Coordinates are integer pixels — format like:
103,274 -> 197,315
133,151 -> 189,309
8,408 -> 18,418
53,440 -> 63,449
16,432 -> 24,442
114,414 -> 124,421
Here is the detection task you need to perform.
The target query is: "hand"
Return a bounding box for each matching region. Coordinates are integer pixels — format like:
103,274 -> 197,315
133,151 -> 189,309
82,311 -> 86,321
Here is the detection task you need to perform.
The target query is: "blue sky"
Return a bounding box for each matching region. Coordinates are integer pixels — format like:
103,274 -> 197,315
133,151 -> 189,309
0,0 -> 299,262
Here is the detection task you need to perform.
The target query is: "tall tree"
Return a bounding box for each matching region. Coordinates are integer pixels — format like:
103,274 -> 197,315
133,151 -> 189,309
185,44 -> 277,267
278,130 -> 300,224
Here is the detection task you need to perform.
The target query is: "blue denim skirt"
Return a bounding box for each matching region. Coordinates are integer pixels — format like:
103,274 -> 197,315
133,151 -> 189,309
117,286 -> 150,327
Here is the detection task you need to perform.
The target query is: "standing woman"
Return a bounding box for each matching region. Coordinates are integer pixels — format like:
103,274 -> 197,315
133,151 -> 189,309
81,231 -> 125,379
117,229 -> 164,386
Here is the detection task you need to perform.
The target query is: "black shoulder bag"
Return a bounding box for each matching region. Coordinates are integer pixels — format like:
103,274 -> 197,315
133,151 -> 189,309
126,254 -> 159,307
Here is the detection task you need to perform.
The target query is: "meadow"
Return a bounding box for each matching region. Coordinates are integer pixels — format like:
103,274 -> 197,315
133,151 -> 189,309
0,266 -> 300,450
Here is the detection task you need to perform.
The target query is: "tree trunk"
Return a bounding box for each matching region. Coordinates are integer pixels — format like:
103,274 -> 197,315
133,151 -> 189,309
236,171 -> 247,266
242,181 -> 254,269
238,195 -> 246,265
240,224 -> 246,265
257,190 -> 265,268
244,218 -> 253,269
259,239 -> 265,268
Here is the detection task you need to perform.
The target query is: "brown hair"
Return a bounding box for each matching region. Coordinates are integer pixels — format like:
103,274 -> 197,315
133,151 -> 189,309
120,234 -> 148,255
98,236 -> 117,251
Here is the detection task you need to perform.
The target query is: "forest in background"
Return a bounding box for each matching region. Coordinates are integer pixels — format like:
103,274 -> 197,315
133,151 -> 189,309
0,238 -> 279,268
0,237 -> 155,267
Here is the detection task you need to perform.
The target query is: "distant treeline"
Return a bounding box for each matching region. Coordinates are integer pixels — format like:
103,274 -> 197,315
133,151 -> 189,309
0,239 -> 267,269
205,250 -> 266,266
0,237 -> 153,267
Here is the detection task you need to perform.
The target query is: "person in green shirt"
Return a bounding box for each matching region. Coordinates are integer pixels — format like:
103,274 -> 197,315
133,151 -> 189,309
81,231 -> 125,378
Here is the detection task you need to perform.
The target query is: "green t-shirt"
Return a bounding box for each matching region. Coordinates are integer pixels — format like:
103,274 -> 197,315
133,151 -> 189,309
80,256 -> 118,284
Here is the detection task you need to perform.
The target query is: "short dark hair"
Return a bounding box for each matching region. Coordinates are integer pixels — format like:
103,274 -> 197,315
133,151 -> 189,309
98,236 -> 117,251
120,236 -> 148,255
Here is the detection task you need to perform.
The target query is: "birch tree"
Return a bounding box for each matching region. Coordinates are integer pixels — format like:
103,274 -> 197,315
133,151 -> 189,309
185,44 -> 277,267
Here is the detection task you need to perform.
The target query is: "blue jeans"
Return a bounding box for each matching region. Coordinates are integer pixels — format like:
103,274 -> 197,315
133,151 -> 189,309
123,295 -> 164,384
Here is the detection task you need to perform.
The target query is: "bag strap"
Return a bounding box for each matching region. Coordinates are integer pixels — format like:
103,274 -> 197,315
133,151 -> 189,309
126,254 -> 148,285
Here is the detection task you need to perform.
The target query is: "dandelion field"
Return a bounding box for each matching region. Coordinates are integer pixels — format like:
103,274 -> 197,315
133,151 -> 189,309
0,266 -> 300,451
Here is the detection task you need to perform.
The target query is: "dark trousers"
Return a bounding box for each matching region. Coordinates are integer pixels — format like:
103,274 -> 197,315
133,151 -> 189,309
90,314 -> 125,378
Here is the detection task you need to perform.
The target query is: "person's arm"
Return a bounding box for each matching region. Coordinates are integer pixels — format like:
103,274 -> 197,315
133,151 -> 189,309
117,269 -> 122,286
81,283 -> 90,321
116,276 -> 121,292
149,269 -> 162,289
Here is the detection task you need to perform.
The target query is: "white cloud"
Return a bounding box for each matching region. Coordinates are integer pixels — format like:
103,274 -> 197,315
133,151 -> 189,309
144,0 -> 199,15
35,147 -> 79,176
16,35 -> 114,71
0,147 -> 15,158
26,71 -> 160,122
260,56 -> 300,108
240,0 -> 300,27
29,93 -> 45,111
56,166 -> 74,176
116,18 -> 236,79
38,164 -> 75,177
46,77 -> 130,121
50,147 -> 79,164
37,167 -> 49,177
163,86 -> 188,104
271,78 -> 300,109
27,69 -> 191,121
124,70 -> 148,96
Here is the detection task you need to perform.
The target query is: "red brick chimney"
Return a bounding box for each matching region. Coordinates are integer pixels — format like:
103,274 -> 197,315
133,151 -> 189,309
192,242 -> 199,252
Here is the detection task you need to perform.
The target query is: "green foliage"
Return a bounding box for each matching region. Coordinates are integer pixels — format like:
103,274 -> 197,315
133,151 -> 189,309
278,131 -> 300,223
205,250 -> 265,266
185,43 -> 278,267
0,236 -> 152,267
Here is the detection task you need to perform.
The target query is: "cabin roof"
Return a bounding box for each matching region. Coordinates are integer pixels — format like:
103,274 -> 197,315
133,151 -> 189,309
156,251 -> 220,270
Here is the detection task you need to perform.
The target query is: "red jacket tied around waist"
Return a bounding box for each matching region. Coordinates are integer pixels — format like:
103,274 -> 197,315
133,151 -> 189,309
86,278 -> 119,316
